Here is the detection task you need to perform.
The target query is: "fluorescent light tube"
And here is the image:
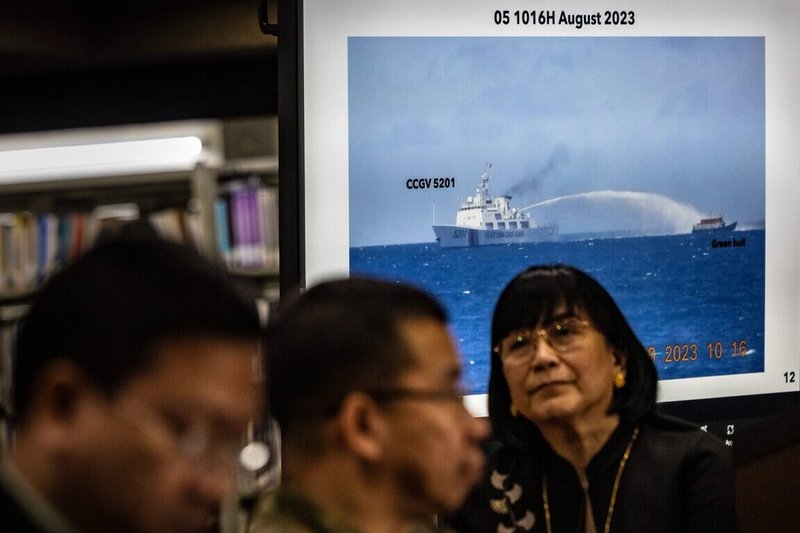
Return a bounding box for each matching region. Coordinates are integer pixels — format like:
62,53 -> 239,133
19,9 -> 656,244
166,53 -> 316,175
0,136 -> 204,183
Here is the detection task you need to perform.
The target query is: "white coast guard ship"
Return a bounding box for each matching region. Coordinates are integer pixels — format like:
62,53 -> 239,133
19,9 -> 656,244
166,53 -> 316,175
432,164 -> 558,248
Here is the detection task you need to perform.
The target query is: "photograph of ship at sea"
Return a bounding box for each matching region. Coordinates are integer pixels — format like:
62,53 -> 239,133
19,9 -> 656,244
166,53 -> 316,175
347,36 -> 765,394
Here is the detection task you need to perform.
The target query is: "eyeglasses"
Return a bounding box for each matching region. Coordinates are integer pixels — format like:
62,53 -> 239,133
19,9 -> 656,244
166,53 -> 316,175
493,317 -> 593,365
112,396 -> 243,470
366,387 -> 465,406
324,387 -> 466,418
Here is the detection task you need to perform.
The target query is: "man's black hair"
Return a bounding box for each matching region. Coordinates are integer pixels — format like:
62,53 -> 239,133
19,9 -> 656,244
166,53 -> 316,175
265,276 -> 448,447
13,235 -> 262,423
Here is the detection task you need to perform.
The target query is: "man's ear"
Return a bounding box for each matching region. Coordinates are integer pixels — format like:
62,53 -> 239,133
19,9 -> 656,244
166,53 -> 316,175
14,362 -> 101,476
335,391 -> 389,463
29,360 -> 95,428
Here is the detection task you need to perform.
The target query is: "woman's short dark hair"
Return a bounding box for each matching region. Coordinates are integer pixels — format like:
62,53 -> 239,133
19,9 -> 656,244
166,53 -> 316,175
489,264 -> 658,449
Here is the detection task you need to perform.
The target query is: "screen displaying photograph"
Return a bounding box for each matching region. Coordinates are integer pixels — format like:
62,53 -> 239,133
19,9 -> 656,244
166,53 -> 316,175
348,36 -> 765,394
300,0 -> 800,411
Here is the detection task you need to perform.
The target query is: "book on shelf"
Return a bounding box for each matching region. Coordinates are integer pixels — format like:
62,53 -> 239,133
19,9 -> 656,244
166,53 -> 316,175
214,198 -> 233,264
148,207 -> 200,246
230,183 -> 253,267
0,204 -> 146,296
257,187 -> 280,269
218,179 -> 279,273
0,212 -> 38,293
37,213 -> 59,286
0,183 -> 277,297
0,203 -> 213,297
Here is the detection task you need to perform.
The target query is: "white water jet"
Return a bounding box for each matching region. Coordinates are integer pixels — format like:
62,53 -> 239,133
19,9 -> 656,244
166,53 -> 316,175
521,190 -> 704,236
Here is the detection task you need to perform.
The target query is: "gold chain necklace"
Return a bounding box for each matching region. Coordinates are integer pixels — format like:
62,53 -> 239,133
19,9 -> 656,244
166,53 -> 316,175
542,426 -> 639,533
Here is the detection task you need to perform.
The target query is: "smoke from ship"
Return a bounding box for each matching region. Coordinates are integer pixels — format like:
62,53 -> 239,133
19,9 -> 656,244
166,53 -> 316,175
503,145 -> 570,197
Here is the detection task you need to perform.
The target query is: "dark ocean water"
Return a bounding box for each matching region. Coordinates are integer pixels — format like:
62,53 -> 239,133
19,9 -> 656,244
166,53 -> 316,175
350,230 -> 765,394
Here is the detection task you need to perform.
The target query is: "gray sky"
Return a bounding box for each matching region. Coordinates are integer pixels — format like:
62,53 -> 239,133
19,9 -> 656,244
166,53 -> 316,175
348,37 -> 765,247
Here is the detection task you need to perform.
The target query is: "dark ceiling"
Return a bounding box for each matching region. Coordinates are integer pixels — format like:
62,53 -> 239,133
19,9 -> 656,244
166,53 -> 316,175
0,0 -> 278,134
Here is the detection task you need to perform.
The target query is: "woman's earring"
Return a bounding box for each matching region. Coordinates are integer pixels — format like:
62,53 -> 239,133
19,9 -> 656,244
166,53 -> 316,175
614,371 -> 626,389
510,403 -> 519,417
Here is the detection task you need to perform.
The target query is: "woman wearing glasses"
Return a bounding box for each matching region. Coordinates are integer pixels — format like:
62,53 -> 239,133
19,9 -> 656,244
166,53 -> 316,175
450,264 -> 737,533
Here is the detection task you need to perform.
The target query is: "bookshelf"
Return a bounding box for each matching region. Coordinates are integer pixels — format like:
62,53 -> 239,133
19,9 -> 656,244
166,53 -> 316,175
0,116 -> 279,456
